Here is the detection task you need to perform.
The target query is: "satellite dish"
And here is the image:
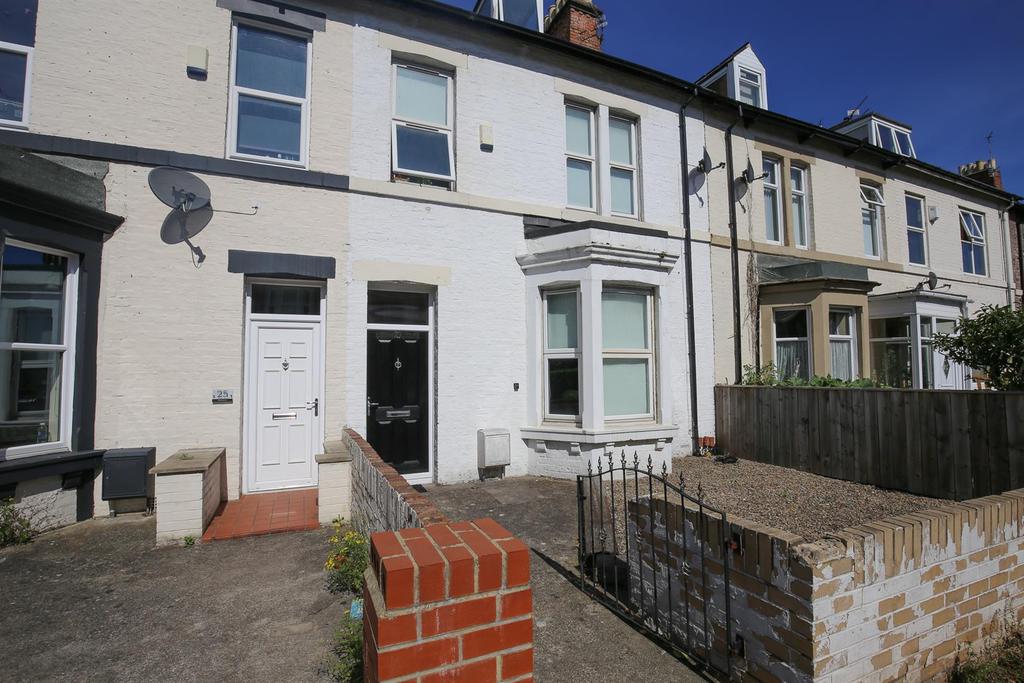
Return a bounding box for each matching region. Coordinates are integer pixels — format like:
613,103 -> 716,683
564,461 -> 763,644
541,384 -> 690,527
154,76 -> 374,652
148,167 -> 211,212
698,148 -> 713,174
927,272 -> 939,291
742,159 -> 756,184
160,206 -> 213,245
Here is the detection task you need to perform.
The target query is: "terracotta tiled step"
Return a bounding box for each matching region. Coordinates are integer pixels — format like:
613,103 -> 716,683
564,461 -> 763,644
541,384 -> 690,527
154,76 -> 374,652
202,489 -> 319,542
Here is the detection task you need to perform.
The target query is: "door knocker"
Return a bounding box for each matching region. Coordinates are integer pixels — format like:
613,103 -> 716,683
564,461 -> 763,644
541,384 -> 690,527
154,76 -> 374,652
394,358 -> 403,371
282,359 -> 290,371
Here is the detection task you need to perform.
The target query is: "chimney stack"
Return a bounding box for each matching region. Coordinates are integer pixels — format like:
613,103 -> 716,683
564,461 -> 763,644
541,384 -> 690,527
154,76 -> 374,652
544,0 -> 605,51
959,158 -> 1003,190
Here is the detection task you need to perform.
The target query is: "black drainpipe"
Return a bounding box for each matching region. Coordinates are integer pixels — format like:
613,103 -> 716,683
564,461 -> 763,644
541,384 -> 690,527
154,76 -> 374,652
724,111 -> 744,384
679,92 -> 699,454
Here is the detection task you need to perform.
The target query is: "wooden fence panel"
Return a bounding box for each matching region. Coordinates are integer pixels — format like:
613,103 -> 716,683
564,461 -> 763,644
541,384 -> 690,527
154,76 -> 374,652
713,385 -> 1024,501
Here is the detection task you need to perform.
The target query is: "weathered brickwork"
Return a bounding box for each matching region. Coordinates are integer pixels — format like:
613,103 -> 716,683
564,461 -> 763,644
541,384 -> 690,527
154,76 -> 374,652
345,429 -> 447,535
629,488 -> 1024,682
364,519 -> 534,683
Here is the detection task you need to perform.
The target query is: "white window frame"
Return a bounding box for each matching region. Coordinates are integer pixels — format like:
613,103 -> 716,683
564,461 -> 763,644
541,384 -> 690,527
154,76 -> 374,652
608,115 -> 639,219
959,209 -> 987,276
860,184 -> 885,259
0,40 -> 32,129
828,307 -> 857,380
773,307 -> 812,379
905,193 -> 928,266
391,63 -> 456,185
601,287 -> 656,423
737,67 -> 763,107
763,157 -> 783,244
493,0 -> 544,31
565,103 -> 597,212
227,19 -> 312,169
542,288 -> 581,423
790,164 -> 809,249
873,121 -> 916,158
0,240 -> 79,460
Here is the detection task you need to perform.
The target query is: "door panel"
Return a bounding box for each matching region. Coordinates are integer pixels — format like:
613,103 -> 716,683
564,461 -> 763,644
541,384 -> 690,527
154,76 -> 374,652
250,325 -> 319,490
366,330 -> 429,475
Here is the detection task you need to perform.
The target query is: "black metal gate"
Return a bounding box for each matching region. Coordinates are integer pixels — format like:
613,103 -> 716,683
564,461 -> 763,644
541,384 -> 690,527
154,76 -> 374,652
577,452 -> 735,676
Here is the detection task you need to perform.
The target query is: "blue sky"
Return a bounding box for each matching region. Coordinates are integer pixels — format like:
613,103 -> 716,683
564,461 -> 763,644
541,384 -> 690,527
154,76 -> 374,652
442,0 -> 1024,195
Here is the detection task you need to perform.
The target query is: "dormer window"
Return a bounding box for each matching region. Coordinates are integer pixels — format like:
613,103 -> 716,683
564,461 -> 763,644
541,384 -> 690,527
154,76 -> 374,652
737,68 -> 762,107
478,0 -> 544,31
874,121 -> 915,158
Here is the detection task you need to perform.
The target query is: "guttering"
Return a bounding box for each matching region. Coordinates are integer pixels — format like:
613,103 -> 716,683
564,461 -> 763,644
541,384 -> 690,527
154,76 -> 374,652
679,91 -> 700,453
724,112 -> 744,384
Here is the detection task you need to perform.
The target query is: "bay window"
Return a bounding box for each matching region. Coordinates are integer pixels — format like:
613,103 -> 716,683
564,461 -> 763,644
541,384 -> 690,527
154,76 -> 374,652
773,309 -> 810,380
763,158 -> 782,243
393,63 -> 455,187
906,195 -> 927,266
860,184 -> 884,258
543,289 -> 580,420
565,104 -> 596,210
602,289 -> 654,420
828,309 -> 856,381
229,21 -> 311,166
959,209 -> 986,276
0,0 -> 37,128
0,241 -> 78,457
790,165 -> 808,248
609,116 -> 638,217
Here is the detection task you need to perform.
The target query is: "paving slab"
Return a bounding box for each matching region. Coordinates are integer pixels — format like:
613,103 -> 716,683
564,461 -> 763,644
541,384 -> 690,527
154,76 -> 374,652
426,476 -> 709,683
0,516 -> 343,682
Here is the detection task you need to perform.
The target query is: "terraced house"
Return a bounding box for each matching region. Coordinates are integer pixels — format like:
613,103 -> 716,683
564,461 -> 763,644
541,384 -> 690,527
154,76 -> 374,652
0,0 -> 1019,529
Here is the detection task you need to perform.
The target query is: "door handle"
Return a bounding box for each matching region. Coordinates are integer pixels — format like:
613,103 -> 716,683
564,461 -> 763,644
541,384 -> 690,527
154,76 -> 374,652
307,397 -> 319,417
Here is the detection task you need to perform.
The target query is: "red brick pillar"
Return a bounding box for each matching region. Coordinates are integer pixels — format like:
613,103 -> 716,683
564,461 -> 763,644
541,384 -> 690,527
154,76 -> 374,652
364,519 -> 534,682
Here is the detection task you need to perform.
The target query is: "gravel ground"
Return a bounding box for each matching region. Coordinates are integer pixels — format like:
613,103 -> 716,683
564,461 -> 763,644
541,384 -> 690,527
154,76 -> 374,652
671,456 -> 949,541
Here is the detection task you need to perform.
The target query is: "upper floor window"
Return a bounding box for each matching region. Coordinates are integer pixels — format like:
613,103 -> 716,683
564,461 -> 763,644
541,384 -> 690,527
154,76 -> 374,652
602,289 -> 655,420
483,0 -> 543,30
790,165 -> 809,248
737,68 -> 762,107
565,104 -> 596,211
393,64 -> 455,188
874,121 -> 915,158
905,195 -> 927,266
762,158 -> 782,243
0,240 -> 78,458
543,289 -> 580,421
960,209 -> 986,276
860,184 -> 885,258
0,0 -> 37,128
609,116 -> 638,217
229,22 -> 311,166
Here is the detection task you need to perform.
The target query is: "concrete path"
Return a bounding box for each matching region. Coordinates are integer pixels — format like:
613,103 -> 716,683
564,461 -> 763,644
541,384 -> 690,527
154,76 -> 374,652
426,476 -> 709,683
0,516 -> 342,682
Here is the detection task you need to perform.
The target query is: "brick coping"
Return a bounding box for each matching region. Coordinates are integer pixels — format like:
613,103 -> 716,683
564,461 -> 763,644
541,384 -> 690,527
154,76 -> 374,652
344,428 -> 448,527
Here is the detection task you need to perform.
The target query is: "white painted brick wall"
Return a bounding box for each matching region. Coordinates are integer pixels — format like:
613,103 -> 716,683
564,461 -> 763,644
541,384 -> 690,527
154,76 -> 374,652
317,460 -> 352,525
13,475 -> 77,531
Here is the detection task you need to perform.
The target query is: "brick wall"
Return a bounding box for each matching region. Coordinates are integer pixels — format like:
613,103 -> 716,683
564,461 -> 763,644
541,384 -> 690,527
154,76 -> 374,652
628,489 -> 1024,682
544,0 -> 603,50
363,519 -> 534,682
344,428 -> 448,535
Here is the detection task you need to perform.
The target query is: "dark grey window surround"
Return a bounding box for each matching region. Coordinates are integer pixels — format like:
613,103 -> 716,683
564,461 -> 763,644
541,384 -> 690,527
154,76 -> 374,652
216,0 -> 326,32
228,249 -> 336,280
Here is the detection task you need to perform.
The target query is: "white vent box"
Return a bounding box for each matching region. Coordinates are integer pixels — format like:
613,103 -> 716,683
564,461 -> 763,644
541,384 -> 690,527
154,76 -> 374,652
478,428 -> 511,468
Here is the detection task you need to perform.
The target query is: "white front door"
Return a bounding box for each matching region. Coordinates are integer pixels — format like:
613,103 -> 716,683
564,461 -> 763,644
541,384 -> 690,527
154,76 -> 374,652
247,323 -> 321,492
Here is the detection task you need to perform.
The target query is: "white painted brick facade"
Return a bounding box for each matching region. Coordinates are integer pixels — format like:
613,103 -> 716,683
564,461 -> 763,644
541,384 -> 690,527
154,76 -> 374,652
317,460 -> 352,525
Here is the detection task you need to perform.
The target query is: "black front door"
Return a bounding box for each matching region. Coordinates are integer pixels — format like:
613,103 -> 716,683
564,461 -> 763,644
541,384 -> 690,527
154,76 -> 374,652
366,330 -> 429,475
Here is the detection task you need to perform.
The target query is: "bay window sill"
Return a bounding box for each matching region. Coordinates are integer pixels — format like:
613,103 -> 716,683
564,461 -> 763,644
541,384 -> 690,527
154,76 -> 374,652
520,423 -> 677,444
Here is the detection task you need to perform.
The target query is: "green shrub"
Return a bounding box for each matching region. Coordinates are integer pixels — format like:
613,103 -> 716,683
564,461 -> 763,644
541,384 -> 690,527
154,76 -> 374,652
323,616 -> 363,683
0,498 -> 33,547
325,522 -> 369,595
948,611 -> 1024,682
741,362 -> 886,388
